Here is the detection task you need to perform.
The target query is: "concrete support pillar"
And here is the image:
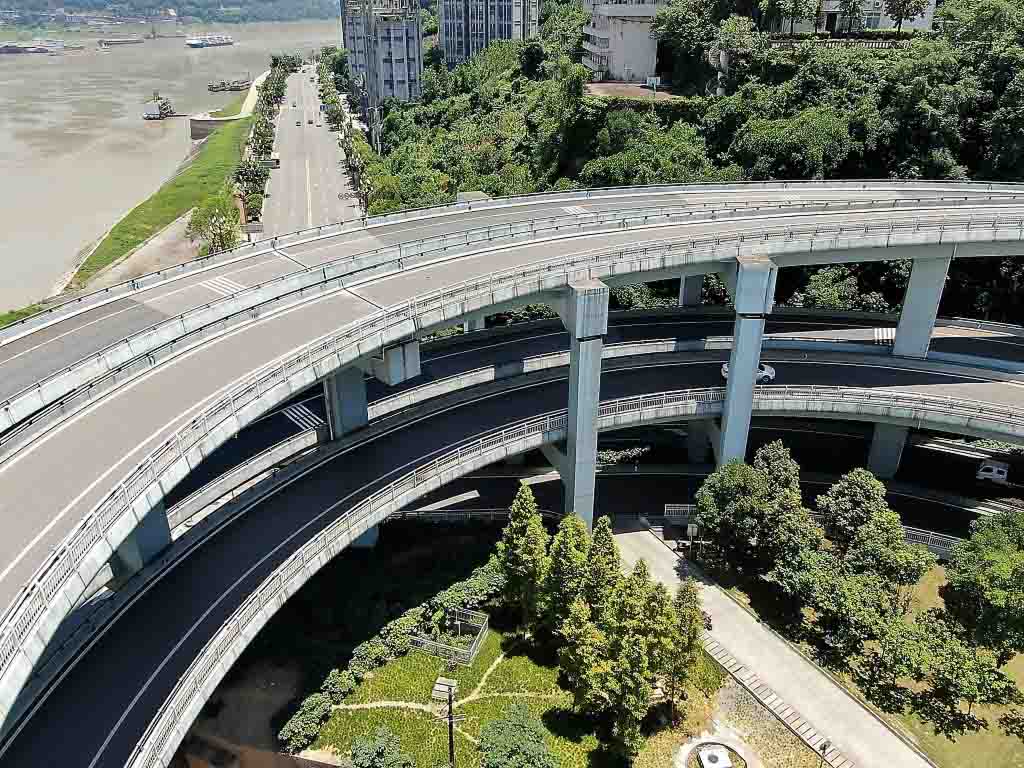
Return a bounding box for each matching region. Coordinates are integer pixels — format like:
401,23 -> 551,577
893,255 -> 952,359
350,525 -> 379,549
324,367 -> 368,440
679,275 -> 704,307
686,420 -> 713,464
554,279 -> 610,530
462,316 -> 486,333
867,423 -> 909,480
719,256 -> 777,465
110,501 -> 171,583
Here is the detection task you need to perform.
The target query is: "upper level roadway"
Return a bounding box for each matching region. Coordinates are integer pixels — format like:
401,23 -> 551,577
1,349 -> 990,768
3,184 -> 1024,747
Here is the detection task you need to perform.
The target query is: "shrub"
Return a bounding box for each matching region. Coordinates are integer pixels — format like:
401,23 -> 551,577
244,192 -> 264,222
321,669 -> 357,704
278,692 -> 333,752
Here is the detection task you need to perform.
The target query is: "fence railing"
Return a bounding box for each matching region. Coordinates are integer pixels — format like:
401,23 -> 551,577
8,211 -> 1024,731
662,504 -> 963,558
6,192 -> 1009,454
125,384 -> 1011,767
12,179 -> 1011,345
411,609 -> 489,666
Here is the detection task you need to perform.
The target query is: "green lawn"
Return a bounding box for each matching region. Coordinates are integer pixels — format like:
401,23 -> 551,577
70,117 -> 252,286
0,304 -> 44,332
211,92 -> 247,118
315,628 -> 723,768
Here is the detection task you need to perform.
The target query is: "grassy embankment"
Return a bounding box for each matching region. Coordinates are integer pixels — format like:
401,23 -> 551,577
211,92 -> 247,118
70,116 -> 251,287
314,627 -> 725,768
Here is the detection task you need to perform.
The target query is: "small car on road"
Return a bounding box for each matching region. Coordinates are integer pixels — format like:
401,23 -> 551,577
721,362 -> 776,383
295,120 -> 301,126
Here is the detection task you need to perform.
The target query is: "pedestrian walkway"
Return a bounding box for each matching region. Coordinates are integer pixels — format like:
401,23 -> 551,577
614,528 -> 934,768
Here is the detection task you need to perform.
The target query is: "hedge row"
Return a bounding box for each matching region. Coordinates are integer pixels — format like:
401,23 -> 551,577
277,555 -> 506,753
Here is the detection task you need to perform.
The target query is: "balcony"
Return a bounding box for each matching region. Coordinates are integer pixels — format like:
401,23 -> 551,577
593,0 -> 666,17
583,39 -> 609,55
582,53 -> 608,72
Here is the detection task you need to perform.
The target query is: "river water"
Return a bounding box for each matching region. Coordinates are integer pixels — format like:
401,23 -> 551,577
0,20 -> 339,311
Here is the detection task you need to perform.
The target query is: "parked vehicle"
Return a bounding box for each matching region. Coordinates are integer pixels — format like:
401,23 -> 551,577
721,362 -> 776,384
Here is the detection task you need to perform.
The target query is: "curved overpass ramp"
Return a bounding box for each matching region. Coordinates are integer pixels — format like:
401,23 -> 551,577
3,184 -> 1024,745
2,350 -> 1012,768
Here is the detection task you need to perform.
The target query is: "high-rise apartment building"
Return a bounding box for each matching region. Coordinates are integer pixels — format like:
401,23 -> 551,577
342,0 -> 423,115
439,0 -> 539,66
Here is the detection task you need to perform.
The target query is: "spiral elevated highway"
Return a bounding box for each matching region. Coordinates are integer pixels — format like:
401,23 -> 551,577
3,182 -> 1024,765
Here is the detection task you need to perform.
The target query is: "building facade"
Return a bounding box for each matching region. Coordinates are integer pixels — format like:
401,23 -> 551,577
581,0 -> 666,82
342,0 -> 423,115
777,0 -> 936,33
439,0 -> 540,66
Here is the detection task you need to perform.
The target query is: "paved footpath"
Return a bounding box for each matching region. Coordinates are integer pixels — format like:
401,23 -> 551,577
614,528 -> 934,768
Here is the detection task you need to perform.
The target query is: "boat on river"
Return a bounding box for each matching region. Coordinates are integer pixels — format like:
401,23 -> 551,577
186,34 -> 234,48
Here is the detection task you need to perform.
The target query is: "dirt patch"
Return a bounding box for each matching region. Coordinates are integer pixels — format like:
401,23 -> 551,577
713,679 -> 819,768
193,659 -> 301,751
585,82 -> 682,101
88,212 -> 200,289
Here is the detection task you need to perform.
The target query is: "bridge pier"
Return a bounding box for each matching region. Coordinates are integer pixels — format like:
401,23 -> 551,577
686,419 -> 714,463
679,275 -> 704,307
462,316 -> 487,333
867,423 -> 909,480
110,501 -> 171,583
893,254 -> 952,358
324,341 -> 422,440
719,256 -> 777,464
547,279 -> 609,530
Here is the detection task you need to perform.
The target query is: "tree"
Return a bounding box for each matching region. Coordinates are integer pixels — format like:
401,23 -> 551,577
479,703 -> 559,768
729,106 -> 853,180
652,0 -> 718,89
608,633 -> 652,757
351,727 -> 414,768
695,460 -> 773,574
809,564 -> 894,664
497,482 -> 550,630
557,597 -> 611,713
753,440 -> 801,501
186,186 -> 240,255
845,507 -> 935,612
664,579 -> 705,723
787,266 -> 892,313
837,0 -> 864,31
855,618 -> 930,713
610,560 -> 655,638
943,508 -> 1024,665
541,515 -> 591,633
584,516 -> 622,631
815,469 -> 890,553
884,0 -> 928,33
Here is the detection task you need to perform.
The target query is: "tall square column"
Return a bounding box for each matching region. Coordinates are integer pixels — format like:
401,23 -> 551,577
719,256 -> 777,464
679,275 -> 704,307
893,254 -> 952,359
324,367 -> 369,441
554,279 -> 609,530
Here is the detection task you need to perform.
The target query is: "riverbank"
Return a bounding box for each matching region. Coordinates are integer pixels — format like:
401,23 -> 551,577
66,115 -> 251,288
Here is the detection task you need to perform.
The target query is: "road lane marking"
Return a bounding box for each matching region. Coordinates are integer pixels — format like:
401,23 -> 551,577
202,275 -> 247,297
562,205 -> 588,215
874,327 -> 896,345
283,403 -> 323,430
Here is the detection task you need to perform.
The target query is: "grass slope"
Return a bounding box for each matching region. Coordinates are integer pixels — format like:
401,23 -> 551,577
316,629 -> 723,768
71,117 -> 251,286
211,93 -> 247,118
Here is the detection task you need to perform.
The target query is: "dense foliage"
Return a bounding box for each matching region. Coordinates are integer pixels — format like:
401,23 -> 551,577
346,0 -> 1024,319
694,441 -> 1024,742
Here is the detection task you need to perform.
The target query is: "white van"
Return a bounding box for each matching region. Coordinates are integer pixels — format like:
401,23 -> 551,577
976,460 -> 1010,485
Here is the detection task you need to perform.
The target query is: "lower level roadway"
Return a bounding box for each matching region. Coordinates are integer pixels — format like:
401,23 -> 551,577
616,529 -> 931,768
0,359 -> 1002,766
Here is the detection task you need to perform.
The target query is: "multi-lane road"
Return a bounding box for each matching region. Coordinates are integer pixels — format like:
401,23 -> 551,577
261,70 -> 358,237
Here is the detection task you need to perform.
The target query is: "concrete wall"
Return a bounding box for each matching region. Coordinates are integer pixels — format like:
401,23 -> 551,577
606,17 -> 657,82
189,115 -> 245,141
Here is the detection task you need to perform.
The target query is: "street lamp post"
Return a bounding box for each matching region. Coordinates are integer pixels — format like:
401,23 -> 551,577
818,740 -> 832,768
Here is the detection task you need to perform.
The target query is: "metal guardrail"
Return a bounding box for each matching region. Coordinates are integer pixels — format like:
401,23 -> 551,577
8,213 -> 1024,731
662,504 -> 962,558
127,384 -> 1010,767
411,608 -> 488,666
4,180 -> 1021,346
4,193 -> 1009,454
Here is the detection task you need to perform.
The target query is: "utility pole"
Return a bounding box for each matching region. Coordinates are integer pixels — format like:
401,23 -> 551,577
447,686 -> 456,768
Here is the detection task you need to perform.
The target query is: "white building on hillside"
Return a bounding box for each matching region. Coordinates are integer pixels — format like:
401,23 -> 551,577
581,0 -> 666,83
439,0 -> 540,66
